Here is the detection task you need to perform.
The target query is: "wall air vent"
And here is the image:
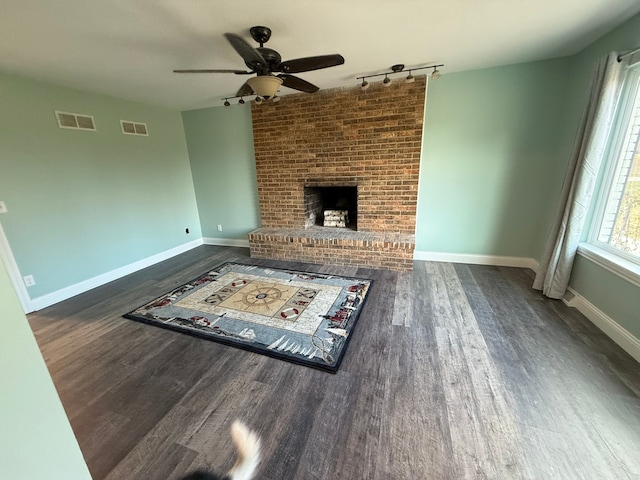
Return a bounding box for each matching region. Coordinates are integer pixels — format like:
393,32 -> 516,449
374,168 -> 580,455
55,111 -> 96,131
120,120 -> 148,136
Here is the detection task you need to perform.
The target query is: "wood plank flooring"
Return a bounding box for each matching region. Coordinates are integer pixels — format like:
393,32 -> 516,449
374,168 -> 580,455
28,246 -> 640,479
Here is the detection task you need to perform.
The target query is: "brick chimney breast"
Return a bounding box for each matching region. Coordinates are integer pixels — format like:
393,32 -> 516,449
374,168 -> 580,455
248,77 -> 426,271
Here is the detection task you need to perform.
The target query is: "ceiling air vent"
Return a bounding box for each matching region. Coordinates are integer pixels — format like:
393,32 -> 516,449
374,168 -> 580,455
55,111 -> 96,131
121,120 -> 148,136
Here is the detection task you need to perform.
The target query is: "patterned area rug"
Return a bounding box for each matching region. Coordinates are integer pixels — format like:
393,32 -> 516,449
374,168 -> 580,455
124,262 -> 372,372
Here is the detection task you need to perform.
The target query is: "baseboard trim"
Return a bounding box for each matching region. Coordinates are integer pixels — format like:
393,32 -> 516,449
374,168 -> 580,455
203,237 -> 250,248
564,287 -> 640,364
29,239 -> 204,312
413,251 -> 539,271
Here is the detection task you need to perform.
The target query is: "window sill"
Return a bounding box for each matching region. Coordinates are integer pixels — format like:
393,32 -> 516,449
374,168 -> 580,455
577,243 -> 640,289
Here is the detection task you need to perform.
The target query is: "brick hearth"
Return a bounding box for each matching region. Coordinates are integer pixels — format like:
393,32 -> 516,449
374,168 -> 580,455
248,76 -> 426,271
248,227 -> 415,271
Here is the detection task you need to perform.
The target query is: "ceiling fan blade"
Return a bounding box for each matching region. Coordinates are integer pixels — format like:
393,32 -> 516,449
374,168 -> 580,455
224,32 -> 267,67
277,54 -> 345,73
279,74 -> 319,93
173,69 -> 252,74
236,81 -> 254,97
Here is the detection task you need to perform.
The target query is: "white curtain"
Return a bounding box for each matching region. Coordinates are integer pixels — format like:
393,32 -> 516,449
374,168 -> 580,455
534,52 -> 629,298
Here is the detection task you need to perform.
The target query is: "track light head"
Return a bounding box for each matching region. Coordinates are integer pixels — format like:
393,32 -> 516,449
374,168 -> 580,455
431,67 -> 442,80
238,97 -> 245,105
255,96 -> 263,104
360,79 -> 369,91
382,75 -> 392,87
272,95 -> 281,103
405,71 -> 415,84
223,99 -> 231,107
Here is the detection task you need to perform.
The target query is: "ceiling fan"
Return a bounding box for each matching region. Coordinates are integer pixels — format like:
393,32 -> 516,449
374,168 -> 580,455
174,26 -> 345,101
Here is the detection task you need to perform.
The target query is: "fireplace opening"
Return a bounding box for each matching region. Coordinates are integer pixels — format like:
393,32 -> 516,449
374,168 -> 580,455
304,186 -> 357,230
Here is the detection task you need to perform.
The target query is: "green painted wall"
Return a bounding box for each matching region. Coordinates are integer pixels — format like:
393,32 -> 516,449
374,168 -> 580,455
565,13 -> 640,339
567,12 -> 640,123
0,257 -> 91,479
0,72 -> 201,299
182,104 -> 260,239
417,58 -> 576,259
415,11 -> 640,343
570,256 -> 640,340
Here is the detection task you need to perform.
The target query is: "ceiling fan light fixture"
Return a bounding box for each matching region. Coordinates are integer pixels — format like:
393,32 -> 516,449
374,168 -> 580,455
247,75 -> 283,99
176,27 -> 345,105
382,74 -> 392,87
272,95 -> 281,103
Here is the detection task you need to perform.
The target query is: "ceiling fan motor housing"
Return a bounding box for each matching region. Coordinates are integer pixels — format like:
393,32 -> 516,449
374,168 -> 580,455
247,47 -> 282,73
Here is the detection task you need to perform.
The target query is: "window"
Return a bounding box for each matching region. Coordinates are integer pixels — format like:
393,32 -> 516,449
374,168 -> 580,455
589,62 -> 640,267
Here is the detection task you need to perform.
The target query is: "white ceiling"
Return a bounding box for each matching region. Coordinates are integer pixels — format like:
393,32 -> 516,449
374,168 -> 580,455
1,0 -> 639,111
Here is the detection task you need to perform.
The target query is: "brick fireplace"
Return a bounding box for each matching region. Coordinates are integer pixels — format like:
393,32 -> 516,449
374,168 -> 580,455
248,76 -> 426,271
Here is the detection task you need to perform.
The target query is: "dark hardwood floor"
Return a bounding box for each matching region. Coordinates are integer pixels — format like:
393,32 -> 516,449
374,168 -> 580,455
29,246 -> 640,479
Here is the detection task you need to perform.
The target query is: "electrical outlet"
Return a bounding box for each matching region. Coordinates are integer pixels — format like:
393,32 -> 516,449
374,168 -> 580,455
0,201 -> 7,214
217,224 -> 223,232
23,275 -> 35,287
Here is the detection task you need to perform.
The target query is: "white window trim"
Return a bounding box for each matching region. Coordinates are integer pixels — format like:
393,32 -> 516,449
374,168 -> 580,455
585,60 -> 640,280
578,242 -> 640,288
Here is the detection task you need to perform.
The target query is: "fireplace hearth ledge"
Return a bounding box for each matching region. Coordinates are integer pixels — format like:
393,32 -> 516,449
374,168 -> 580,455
247,227 -> 415,271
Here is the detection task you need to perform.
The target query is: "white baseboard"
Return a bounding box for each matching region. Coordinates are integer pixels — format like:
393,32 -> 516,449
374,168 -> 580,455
413,251 -> 539,271
564,287 -> 640,364
29,238 -> 204,312
203,237 -> 250,248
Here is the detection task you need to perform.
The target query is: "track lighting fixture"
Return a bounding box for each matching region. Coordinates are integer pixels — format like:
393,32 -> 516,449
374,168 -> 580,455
220,93 -> 281,106
356,63 -> 444,90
